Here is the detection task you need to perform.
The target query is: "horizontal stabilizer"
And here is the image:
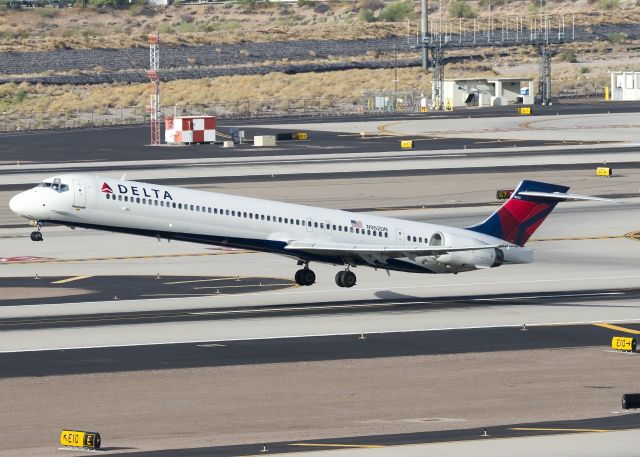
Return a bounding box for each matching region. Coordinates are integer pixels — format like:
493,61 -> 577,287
518,191 -> 624,203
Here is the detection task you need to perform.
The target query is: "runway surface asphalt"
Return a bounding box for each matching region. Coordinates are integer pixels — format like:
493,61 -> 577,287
2,318 -> 639,377
90,414 -> 640,457
0,100 -> 637,167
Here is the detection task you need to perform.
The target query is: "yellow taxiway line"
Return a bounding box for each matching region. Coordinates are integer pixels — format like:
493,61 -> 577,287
51,275 -> 93,284
509,427 -> 608,433
289,443 -> 385,449
594,323 -> 640,335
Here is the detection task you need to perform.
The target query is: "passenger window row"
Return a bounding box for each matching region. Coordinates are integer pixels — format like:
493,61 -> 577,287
104,193 -> 390,239
406,232 -> 443,246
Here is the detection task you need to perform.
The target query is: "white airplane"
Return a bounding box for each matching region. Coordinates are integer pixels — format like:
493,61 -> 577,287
9,174 -> 613,288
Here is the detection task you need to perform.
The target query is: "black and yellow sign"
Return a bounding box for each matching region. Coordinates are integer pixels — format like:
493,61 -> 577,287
517,107 -> 531,115
612,336 -> 636,352
60,430 -> 101,449
596,167 -> 612,177
294,132 -> 308,140
400,140 -> 414,150
496,189 -> 514,200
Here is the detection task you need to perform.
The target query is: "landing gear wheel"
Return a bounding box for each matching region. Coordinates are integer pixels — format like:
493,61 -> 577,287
335,270 -> 356,288
342,271 -> 356,288
30,231 -> 43,242
295,268 -> 316,286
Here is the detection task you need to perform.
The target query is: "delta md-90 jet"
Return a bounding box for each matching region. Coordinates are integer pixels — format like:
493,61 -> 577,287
9,174 -> 613,288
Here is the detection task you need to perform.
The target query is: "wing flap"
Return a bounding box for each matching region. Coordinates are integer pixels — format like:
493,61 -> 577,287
285,241 -> 506,258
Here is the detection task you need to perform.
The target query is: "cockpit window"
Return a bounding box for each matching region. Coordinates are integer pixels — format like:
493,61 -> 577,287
38,181 -> 68,192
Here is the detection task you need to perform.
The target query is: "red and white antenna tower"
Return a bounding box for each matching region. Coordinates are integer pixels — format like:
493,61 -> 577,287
146,33 -> 161,145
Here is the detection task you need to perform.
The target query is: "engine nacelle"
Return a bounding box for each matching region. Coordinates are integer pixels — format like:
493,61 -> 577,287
429,248 -> 504,271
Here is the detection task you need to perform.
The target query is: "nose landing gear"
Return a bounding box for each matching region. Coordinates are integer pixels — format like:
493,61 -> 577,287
29,221 -> 44,241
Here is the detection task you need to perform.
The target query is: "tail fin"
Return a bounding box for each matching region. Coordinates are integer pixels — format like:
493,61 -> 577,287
467,180 -> 569,246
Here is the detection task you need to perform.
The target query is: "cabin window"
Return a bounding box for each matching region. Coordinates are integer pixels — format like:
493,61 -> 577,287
154,200 -> 158,206
249,213 -> 253,219
350,227 -> 354,233
406,235 -> 410,241
105,194 -> 110,200
314,222 -> 318,228
320,223 -> 324,229
367,230 -> 371,235
332,225 -> 337,230
278,217 -> 282,223
338,226 -> 342,232
267,215 -> 271,221
373,231 -> 377,237
260,215 -> 265,220
135,197 -> 139,203
385,232 -> 389,238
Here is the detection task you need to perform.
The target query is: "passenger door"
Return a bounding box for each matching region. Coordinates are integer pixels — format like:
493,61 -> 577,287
72,179 -> 86,208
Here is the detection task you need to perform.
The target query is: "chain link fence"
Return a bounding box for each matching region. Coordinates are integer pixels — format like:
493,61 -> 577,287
0,95 -> 428,132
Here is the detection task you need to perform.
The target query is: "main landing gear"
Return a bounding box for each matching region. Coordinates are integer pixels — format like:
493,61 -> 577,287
335,268 -> 356,288
29,221 -> 43,242
294,265 -> 316,286
293,262 -> 357,288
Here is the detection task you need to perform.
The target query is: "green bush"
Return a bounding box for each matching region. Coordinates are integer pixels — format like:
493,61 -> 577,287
449,0 -> 476,18
578,65 -> 590,74
558,49 -> 577,63
158,23 -> 173,34
608,32 -> 626,44
378,1 -> 412,22
359,7 -> 375,22
14,89 -> 27,104
598,0 -> 619,9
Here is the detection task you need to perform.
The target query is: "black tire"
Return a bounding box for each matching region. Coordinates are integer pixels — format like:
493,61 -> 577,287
335,271 -> 346,287
301,269 -> 316,286
343,271 -> 356,288
294,269 -> 303,285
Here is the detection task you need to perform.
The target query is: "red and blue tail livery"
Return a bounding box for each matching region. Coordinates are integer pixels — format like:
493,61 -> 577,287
467,180 -> 570,246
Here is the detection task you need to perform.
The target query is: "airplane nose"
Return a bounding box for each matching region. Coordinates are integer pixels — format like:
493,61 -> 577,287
9,193 -> 23,215
9,191 -> 32,217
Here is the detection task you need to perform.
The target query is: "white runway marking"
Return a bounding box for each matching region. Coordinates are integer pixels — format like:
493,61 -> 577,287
3,317 -> 640,354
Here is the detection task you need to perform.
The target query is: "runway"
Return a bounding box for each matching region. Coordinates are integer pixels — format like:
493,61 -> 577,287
2,319 -> 639,376
2,104 -> 640,456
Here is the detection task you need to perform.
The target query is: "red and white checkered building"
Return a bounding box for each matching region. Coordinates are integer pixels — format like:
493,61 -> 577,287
164,116 -> 216,144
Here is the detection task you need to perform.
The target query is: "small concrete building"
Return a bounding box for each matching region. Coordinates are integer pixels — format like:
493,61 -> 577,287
610,71 -> 640,101
442,78 -> 534,108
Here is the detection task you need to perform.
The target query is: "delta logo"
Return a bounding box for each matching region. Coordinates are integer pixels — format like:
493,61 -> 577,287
101,181 -> 173,200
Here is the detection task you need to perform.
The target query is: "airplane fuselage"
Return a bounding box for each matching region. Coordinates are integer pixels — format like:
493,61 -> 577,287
10,174 -> 533,283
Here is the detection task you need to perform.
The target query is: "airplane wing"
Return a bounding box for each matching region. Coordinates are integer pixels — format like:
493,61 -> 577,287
285,241 -> 506,259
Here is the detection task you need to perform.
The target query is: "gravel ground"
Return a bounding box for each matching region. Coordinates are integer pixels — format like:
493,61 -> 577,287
2,346 -> 638,455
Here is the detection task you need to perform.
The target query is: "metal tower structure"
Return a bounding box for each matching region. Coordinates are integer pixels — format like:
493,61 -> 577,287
537,44 -> 552,105
146,33 -> 161,145
412,13 -> 576,109
430,47 -> 444,110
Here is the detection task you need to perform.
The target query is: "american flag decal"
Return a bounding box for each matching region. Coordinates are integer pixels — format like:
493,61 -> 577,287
350,220 -> 363,229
